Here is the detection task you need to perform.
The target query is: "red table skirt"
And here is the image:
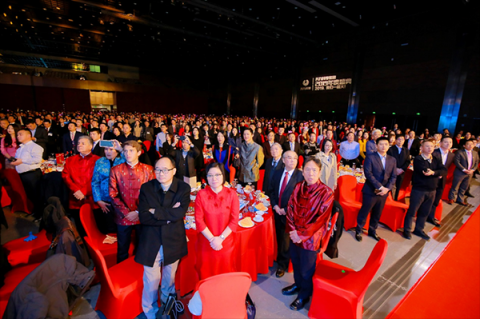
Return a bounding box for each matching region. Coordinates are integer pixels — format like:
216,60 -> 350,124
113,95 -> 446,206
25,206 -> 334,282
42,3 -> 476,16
175,207 -> 276,296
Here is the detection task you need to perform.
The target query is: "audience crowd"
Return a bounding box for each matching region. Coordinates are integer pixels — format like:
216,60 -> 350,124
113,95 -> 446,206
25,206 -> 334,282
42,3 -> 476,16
1,109 -> 479,315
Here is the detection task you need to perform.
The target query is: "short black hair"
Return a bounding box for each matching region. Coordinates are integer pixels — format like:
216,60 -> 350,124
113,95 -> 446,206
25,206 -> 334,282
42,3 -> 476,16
376,137 -> 389,145
396,134 -> 405,140
43,119 -> 51,124
243,128 -> 254,135
89,128 -> 101,134
18,128 -> 32,137
440,135 -> 452,142
303,156 -> 322,170
24,119 -> 35,125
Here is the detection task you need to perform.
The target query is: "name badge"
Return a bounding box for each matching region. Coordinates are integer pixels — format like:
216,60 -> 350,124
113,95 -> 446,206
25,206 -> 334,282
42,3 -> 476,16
48,133 -> 53,136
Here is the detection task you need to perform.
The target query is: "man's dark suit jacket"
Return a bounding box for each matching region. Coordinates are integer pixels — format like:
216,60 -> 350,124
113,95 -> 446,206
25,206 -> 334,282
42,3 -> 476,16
453,149 -> 480,174
168,146 -> 200,178
136,177 -> 191,266
275,134 -> 287,145
62,131 -> 83,154
432,148 -> 455,188
387,145 -> 410,171
92,141 -> 105,157
362,153 -> 397,196
262,158 -> 285,197
45,126 -> 58,154
100,131 -> 114,140
168,125 -> 180,135
33,126 -> 48,156
270,168 -> 304,210
405,138 -> 421,157
282,141 -> 303,156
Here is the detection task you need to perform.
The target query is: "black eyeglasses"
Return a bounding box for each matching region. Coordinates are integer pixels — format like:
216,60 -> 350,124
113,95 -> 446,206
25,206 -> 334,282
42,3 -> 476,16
154,168 -> 175,175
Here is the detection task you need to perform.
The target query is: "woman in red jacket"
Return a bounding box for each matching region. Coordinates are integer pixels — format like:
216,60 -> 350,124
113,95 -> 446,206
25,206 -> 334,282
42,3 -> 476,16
194,162 -> 239,280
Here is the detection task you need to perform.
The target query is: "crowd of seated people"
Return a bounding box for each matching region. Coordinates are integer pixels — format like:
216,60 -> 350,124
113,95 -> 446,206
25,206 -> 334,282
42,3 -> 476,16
0,109 -> 479,315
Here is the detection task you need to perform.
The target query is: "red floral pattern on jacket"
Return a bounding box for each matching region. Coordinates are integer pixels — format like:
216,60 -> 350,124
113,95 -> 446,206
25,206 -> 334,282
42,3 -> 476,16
109,162 -> 155,226
286,180 -> 334,251
62,153 -> 100,209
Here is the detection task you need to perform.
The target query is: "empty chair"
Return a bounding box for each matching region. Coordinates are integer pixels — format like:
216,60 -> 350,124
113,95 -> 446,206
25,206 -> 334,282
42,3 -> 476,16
191,272 -> 252,319
308,239 -> 388,319
143,140 -> 151,152
298,155 -> 304,168
317,212 -> 339,261
2,229 -> 51,268
84,236 -> 144,319
380,194 -> 409,232
257,169 -> 265,191
338,176 -> 365,231
396,169 -> 413,203
229,165 -> 236,183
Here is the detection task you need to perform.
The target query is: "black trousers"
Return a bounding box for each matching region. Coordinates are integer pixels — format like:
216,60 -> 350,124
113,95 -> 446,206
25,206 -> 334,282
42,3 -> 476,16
290,242 -> 318,299
93,203 -> 117,234
117,224 -> 140,263
428,184 -> 445,220
404,188 -> 435,234
68,209 -> 85,238
392,173 -> 405,201
274,213 -> 290,270
355,193 -> 388,234
19,169 -> 43,218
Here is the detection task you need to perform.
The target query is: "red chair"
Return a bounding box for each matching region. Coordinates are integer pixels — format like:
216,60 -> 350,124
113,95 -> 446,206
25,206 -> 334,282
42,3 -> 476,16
298,155 -> 304,168
396,169 -> 413,203
308,239 -> 388,319
2,230 -> 51,268
257,169 -> 265,191
191,272 -> 252,319
317,212 -> 339,262
441,164 -> 456,201
229,165 -> 236,183
84,236 -> 143,319
380,194 -> 409,232
337,176 -> 365,231
1,186 -> 11,208
143,140 -> 151,152
435,199 -> 443,221
80,204 -> 129,268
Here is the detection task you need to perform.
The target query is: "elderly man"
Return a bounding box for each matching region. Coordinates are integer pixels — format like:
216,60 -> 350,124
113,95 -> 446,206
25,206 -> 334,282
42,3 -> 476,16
366,129 -> 382,156
11,129 -> 44,219
271,151 -> 304,278
339,132 -> 360,167
263,142 -> 284,197
110,141 -> 155,263
62,135 -> 100,236
136,157 -> 191,319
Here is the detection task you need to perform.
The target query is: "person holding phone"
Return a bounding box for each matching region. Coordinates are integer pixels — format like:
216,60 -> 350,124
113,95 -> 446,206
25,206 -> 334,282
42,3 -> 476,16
167,136 -> 200,180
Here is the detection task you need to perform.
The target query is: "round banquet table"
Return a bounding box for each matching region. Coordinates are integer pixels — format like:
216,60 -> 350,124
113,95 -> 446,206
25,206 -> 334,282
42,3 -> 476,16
175,200 -> 276,296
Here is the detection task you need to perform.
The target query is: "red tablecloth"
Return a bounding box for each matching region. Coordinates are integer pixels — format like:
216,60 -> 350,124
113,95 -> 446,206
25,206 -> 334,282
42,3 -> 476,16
175,203 -> 275,296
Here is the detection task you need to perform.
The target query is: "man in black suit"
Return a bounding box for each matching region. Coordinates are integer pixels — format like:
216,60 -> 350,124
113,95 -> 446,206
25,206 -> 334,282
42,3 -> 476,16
25,119 -> 48,159
403,140 -> 446,240
90,128 -> 105,157
43,119 -> 59,156
136,156 -> 190,318
355,137 -> 397,242
62,122 -> 83,154
282,132 -> 303,156
405,130 -> 421,157
428,135 -> 455,227
262,131 -> 276,160
270,151 -> 304,278
262,143 -> 284,197
387,135 -> 410,200
99,123 -> 114,140
167,119 -> 180,135
167,136 -> 200,180
448,139 -> 479,206
275,127 -> 287,145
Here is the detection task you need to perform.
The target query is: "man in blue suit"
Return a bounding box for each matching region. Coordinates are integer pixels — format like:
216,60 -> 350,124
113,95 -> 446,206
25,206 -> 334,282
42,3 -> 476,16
62,122 -> 83,154
355,137 -> 397,242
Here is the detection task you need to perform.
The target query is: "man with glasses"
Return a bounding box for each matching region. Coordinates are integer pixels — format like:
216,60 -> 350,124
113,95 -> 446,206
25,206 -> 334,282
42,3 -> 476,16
136,157 -> 191,319
109,140 -> 155,263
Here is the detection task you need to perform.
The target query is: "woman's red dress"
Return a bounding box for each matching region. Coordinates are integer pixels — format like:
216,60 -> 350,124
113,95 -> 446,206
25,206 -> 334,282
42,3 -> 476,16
194,186 -> 239,280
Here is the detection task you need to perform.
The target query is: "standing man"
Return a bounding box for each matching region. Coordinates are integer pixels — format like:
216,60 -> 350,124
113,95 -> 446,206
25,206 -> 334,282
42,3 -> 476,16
25,119 -> 48,159
90,128 -> 104,157
167,136 -> 200,180
99,123 -> 114,140
109,141 -> 155,263
155,124 -> 168,153
428,135 -> 455,227
387,135 -> 410,200
405,130 -> 421,157
366,129 -> 382,156
43,119 -> 58,156
355,137 -> 396,242
339,132 -> 360,167
448,139 -> 479,206
262,130 -> 276,160
403,140 -> 446,240
136,157 -> 191,319
270,151 -> 304,278
62,122 -> 83,154
282,132 -> 303,156
262,143 -> 284,197
11,129 -> 44,220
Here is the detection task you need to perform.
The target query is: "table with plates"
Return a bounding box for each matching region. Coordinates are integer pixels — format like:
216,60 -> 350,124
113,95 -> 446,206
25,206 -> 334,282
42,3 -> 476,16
203,149 -> 214,166
40,159 -> 69,209
175,184 -> 276,296
337,164 -> 366,201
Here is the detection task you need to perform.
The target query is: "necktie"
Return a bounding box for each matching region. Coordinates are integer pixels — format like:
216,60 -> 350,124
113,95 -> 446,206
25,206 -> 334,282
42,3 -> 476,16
290,142 -> 293,151
273,160 -> 277,168
467,151 -> 472,170
71,132 -> 74,141
278,171 -> 289,204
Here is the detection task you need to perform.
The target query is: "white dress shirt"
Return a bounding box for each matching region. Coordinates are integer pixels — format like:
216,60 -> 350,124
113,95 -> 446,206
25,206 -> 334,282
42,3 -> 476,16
439,148 -> 449,165
14,140 -> 43,174
278,168 -> 295,195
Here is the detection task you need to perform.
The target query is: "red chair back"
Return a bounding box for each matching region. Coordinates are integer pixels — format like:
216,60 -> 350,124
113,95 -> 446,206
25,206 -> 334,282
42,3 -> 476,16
298,155 -> 304,168
257,169 -> 265,191
80,204 -> 104,244
193,272 -> 251,319
84,236 -> 116,297
353,239 -> 388,296
337,175 -> 358,203
143,140 -> 151,152
229,165 -> 236,183
319,212 -> 339,254
336,153 -> 342,164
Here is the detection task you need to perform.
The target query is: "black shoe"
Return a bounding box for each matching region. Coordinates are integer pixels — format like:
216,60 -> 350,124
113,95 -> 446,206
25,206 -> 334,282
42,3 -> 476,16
465,192 -> 474,198
289,297 -> 310,311
413,230 -> 430,241
276,269 -> 285,278
427,218 -> 441,227
282,284 -> 299,296
403,231 -> 412,240
368,232 -> 381,241
456,200 -> 468,206
355,232 -> 363,242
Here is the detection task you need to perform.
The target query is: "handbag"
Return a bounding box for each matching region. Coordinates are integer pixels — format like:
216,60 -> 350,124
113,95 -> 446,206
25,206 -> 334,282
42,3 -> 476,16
246,293 -> 256,319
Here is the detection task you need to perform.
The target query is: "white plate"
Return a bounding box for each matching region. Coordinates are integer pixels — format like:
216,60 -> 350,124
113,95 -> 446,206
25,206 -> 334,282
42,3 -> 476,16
238,220 -> 255,228
253,215 -> 264,223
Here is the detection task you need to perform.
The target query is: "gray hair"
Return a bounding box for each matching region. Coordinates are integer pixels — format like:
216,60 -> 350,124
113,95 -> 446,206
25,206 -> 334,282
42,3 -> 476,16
271,142 -> 283,152
78,135 -> 93,146
372,129 -> 382,136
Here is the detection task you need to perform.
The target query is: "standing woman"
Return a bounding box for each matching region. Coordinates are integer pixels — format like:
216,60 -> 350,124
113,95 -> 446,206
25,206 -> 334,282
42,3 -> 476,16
194,162 -> 239,279
282,157 -> 334,311
191,127 -> 205,181
358,131 -> 369,160
235,128 -> 264,187
113,126 -> 122,139
228,127 -> 242,156
212,132 -> 232,182
0,124 -> 30,214
133,120 -> 144,139
316,139 -> 337,191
